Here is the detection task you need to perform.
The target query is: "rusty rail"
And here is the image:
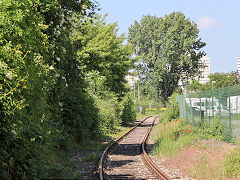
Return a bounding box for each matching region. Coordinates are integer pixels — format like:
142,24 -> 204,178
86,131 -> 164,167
141,116 -> 172,180
99,115 -> 171,180
98,116 -> 151,180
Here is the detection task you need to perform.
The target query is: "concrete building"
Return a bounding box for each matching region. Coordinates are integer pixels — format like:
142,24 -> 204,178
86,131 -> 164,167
198,56 -> 210,84
237,56 -> 240,74
125,72 -> 139,90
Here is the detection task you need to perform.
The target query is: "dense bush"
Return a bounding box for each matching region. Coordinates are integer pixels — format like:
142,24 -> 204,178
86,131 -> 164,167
0,0 -> 136,178
163,92 -> 180,122
224,146 -> 240,178
121,93 -> 136,125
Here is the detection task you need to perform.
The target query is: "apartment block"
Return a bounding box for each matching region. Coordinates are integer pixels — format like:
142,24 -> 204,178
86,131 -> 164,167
198,56 -> 210,84
237,56 -> 240,74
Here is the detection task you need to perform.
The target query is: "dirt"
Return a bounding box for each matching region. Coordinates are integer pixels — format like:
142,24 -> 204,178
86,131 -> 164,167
151,141 -> 237,179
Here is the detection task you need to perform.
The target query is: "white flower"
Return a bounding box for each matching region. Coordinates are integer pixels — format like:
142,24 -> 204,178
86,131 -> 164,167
49,65 -> 54,70
65,83 -> 68,87
62,76 -> 66,80
60,108 -> 63,111
0,61 -> 3,68
56,57 -> 60,61
52,50 -> 55,55
55,73 -> 60,77
6,72 -> 13,80
59,102 -> 63,107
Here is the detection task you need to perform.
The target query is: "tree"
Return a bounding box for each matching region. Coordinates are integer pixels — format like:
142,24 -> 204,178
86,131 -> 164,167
210,72 -> 239,89
128,12 -> 206,106
71,14 -> 136,97
187,71 -> 240,92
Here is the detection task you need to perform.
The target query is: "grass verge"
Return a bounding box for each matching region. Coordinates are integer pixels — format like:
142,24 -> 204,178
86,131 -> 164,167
151,114 -> 240,179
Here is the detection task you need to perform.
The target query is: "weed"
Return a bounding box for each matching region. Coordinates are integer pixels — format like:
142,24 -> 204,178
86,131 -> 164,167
223,146 -> 240,178
85,153 -> 97,162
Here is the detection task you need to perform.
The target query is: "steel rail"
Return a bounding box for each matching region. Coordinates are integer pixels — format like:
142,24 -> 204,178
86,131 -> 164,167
141,116 -> 172,180
98,116 -> 152,180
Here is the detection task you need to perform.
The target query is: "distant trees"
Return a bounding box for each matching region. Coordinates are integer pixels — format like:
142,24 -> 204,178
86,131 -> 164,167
187,71 -> 240,92
128,12 -> 206,106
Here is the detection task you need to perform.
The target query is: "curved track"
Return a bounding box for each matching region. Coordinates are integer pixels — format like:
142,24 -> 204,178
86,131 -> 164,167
99,116 -> 171,180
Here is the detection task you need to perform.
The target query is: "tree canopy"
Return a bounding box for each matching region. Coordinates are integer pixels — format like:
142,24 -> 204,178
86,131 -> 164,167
128,12 -> 206,106
188,71 -> 240,92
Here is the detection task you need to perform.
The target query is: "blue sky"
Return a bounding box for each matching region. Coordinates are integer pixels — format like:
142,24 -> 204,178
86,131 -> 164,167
96,0 -> 240,73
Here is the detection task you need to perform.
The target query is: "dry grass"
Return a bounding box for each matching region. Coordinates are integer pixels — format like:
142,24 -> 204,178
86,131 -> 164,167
161,143 -> 236,179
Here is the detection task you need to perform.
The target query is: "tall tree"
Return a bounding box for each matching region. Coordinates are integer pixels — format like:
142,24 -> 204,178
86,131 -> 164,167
128,12 -> 206,106
71,14 -> 135,97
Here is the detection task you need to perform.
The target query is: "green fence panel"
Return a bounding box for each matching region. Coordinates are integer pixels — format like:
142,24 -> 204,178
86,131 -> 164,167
176,84 -> 240,142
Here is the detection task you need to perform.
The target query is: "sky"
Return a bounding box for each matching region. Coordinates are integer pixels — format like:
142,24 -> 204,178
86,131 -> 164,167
96,0 -> 240,73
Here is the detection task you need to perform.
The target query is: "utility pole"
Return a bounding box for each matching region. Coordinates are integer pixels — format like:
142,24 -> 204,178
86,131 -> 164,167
133,81 -> 135,98
212,81 -> 216,90
138,83 -> 140,101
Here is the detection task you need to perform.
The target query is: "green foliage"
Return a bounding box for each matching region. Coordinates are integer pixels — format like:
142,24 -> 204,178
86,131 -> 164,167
224,146 -> 240,178
188,72 -> 240,92
0,0 -> 135,178
121,93 -> 136,125
85,153 -> 98,162
152,118 -> 197,157
197,116 -> 223,140
164,92 -> 180,122
128,12 -> 206,105
71,14 -> 136,96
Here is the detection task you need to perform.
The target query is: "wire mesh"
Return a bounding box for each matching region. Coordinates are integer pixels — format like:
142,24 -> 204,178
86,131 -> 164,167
176,84 -> 240,141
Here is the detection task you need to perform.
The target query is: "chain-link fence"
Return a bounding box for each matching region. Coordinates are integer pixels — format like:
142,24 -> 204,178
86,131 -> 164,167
176,84 -> 240,141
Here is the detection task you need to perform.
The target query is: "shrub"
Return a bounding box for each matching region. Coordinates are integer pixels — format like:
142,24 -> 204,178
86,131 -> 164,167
198,115 -> 223,140
224,146 -> 240,178
121,93 -> 136,126
164,92 -> 180,122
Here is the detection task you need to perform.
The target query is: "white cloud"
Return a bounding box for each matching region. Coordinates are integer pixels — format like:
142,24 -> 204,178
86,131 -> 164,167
197,17 -> 220,30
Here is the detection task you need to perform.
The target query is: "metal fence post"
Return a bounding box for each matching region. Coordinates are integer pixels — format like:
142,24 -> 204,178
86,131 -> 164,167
212,91 -> 214,120
200,96 -> 202,122
189,94 -> 194,125
218,87 -> 221,117
228,86 -> 232,141
205,92 -> 208,123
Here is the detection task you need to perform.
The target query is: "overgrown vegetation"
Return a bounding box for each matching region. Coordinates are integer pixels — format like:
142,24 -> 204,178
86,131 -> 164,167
152,93 -> 240,179
0,0 -> 136,178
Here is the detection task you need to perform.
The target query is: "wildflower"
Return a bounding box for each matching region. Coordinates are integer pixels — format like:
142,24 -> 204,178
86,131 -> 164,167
49,65 -> 54,70
56,57 -> 60,61
182,130 -> 184,132
172,136 -> 175,138
179,133 -> 181,136
6,72 -> 13,80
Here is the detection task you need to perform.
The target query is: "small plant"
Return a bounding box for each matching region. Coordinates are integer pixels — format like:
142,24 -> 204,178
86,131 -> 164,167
223,146 -> 240,178
85,153 -> 97,162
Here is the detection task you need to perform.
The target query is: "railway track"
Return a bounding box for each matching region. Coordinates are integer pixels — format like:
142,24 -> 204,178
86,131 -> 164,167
98,116 -> 171,180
